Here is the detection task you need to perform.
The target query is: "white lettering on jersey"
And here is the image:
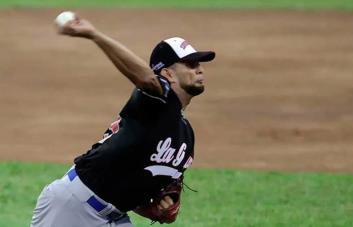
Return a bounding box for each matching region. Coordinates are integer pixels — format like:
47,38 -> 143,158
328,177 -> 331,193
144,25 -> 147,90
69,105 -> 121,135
183,156 -> 193,169
173,143 -> 186,166
144,165 -> 182,179
150,137 -> 187,167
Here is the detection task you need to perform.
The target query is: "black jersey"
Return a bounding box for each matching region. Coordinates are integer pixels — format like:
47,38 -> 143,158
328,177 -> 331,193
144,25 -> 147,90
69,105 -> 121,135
74,76 -> 195,212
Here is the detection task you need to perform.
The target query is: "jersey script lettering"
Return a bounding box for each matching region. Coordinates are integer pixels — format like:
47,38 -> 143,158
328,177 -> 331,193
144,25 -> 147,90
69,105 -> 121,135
150,137 -> 186,167
145,138 -> 191,178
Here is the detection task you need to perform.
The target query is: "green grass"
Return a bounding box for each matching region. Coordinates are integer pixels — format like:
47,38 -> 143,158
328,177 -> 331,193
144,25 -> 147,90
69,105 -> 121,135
1,161 -> 352,227
1,0 -> 353,10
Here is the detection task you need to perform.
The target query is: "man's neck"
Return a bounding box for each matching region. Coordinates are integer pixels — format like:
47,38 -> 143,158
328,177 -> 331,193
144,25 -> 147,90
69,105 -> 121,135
172,86 -> 192,109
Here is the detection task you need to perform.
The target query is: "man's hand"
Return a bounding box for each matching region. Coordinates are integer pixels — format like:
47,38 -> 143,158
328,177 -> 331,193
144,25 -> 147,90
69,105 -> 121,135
133,178 -> 183,224
158,195 -> 174,210
56,16 -> 96,39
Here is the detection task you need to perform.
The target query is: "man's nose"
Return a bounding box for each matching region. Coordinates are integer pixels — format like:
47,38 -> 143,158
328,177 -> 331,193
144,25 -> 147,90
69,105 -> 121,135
196,65 -> 204,74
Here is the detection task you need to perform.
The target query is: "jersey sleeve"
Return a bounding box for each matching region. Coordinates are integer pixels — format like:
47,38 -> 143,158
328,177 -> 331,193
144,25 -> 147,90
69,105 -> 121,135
137,75 -> 171,102
156,75 -> 171,99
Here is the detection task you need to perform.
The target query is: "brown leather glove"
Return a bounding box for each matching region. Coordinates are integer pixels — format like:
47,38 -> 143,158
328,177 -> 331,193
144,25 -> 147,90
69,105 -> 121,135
133,178 -> 183,224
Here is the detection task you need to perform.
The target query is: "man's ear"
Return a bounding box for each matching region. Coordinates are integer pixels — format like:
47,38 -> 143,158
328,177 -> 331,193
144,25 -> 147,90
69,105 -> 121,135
160,68 -> 176,83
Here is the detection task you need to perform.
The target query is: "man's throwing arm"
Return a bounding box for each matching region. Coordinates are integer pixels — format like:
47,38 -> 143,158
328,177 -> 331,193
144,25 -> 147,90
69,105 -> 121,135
56,15 -> 163,95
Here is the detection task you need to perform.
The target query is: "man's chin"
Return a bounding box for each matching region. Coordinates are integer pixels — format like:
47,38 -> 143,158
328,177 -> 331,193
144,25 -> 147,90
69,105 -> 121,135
184,85 -> 204,96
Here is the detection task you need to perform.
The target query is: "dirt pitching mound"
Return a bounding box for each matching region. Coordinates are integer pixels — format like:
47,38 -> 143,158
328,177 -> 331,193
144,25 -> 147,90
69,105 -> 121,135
1,9 -> 353,172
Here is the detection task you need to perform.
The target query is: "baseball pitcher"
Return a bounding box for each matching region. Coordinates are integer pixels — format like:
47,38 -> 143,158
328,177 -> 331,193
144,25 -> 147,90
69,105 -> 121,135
30,13 -> 215,227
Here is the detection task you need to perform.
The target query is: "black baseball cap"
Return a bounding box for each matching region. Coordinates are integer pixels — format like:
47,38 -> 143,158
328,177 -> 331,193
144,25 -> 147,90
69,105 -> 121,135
149,37 -> 215,74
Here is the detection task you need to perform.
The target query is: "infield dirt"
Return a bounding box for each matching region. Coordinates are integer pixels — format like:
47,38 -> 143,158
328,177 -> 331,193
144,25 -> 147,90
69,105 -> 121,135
1,9 -> 353,172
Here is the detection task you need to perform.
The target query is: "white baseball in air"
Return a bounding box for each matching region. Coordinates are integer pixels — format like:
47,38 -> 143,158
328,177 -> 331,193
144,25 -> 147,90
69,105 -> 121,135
55,11 -> 76,27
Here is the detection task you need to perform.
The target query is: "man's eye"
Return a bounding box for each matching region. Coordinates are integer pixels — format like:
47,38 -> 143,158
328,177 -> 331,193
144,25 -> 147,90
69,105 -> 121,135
185,62 -> 199,69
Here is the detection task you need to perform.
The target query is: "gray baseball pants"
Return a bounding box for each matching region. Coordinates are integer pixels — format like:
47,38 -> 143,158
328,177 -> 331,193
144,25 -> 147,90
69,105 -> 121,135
30,167 -> 132,227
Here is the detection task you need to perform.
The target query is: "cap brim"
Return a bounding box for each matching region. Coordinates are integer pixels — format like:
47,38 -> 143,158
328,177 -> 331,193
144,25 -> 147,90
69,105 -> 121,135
181,51 -> 215,62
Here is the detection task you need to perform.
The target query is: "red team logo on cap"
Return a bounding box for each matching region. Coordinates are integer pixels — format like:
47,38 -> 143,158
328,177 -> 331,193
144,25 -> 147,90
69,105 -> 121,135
180,40 -> 189,49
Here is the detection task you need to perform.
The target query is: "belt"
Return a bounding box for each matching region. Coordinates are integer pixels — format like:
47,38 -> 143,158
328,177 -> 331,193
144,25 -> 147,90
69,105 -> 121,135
65,167 -> 126,223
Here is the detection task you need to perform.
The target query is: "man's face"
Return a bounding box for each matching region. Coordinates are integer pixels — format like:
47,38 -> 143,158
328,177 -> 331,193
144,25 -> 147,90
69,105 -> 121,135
169,60 -> 205,96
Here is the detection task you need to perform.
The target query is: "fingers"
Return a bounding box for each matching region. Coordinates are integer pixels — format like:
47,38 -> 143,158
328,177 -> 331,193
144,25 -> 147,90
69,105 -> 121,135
55,20 -> 77,36
55,18 -> 96,39
57,25 -> 76,37
158,196 -> 174,210
164,195 -> 174,206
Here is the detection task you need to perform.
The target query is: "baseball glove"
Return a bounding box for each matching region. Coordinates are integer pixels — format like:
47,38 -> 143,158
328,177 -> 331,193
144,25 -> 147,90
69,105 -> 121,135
133,178 -> 183,224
